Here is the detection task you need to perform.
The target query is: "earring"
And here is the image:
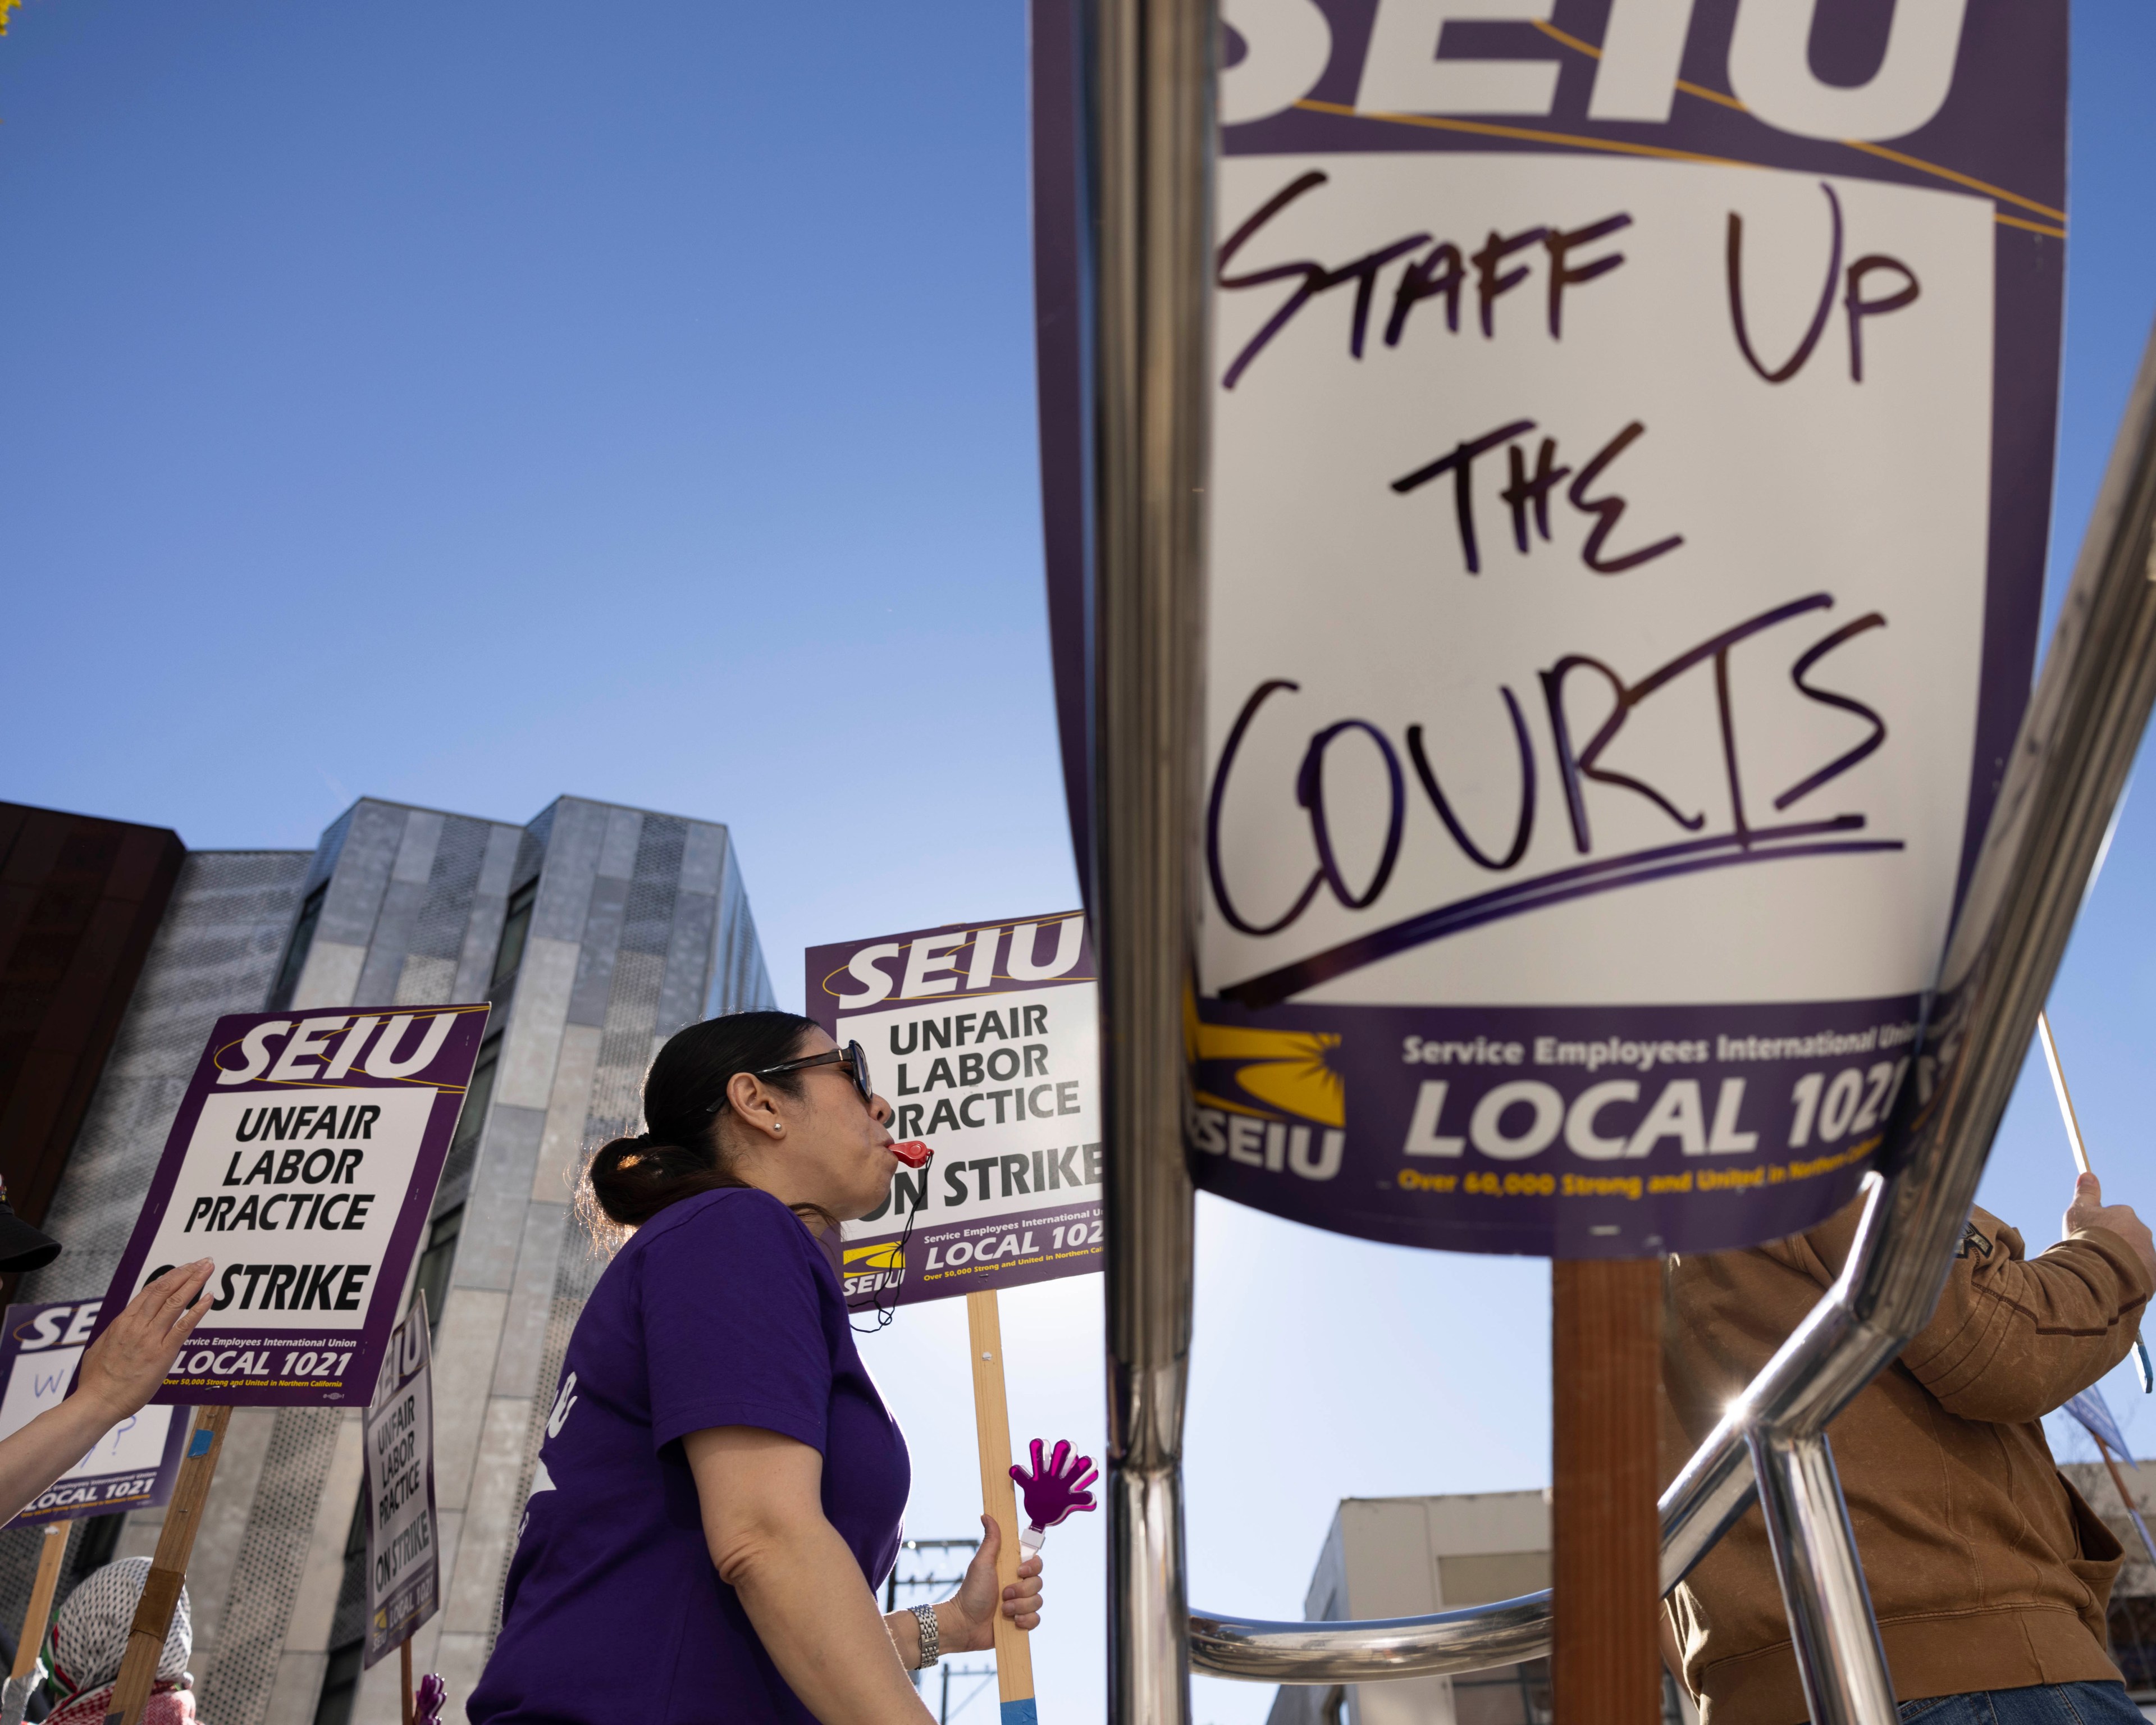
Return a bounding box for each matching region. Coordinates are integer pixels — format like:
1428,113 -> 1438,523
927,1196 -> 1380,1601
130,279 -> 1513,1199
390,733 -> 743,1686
771,1122 -> 785,1136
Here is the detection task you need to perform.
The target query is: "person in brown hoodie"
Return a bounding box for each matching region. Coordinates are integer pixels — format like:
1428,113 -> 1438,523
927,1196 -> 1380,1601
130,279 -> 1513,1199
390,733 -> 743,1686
1662,1171 -> 2156,1724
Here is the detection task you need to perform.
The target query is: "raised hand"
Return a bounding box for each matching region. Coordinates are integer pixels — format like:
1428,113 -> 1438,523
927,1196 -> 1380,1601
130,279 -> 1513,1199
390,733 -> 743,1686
77,1261 -> 214,1422
1009,1437 -> 1099,1540
2066,1172 -> 2156,1284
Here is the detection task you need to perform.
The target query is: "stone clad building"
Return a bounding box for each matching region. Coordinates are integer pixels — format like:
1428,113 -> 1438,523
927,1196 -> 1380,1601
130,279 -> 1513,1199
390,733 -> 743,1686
0,795 -> 772,1725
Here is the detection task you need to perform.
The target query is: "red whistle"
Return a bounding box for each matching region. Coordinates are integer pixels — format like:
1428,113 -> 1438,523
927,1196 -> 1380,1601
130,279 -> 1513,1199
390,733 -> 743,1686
890,1140 -> 934,1169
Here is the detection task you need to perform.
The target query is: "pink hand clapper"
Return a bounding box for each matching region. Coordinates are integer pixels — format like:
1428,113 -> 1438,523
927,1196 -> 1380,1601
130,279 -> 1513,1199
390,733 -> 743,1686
1008,1438 -> 1099,1558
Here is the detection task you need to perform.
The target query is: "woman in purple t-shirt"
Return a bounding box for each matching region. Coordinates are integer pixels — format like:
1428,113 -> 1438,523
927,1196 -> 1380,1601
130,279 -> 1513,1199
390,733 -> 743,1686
470,1011 -> 1045,1725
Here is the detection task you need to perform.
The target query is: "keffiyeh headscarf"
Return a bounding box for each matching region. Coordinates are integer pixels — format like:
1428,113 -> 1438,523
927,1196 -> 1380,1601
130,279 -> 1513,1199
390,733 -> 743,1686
43,1558 -> 195,1725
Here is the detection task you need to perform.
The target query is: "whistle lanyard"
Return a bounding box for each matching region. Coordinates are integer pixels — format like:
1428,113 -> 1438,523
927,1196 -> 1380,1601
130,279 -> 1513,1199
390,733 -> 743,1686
851,1156 -> 931,1335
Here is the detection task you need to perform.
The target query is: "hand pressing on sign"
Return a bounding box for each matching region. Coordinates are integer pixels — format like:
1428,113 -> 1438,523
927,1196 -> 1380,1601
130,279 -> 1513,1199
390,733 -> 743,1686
0,1258 -> 214,1527
77,1259 -> 218,1420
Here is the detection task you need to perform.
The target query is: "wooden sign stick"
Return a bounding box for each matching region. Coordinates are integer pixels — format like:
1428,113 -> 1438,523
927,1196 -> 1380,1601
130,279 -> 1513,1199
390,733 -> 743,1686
2038,1011 -> 2155,1390
1552,1259 -> 1664,1725
2091,1438 -> 2156,1568
965,1291 -> 1036,1725
2036,1011 -> 2095,1178
11,1521 -> 69,1683
399,1637 -> 415,1725
106,1406 -> 229,1725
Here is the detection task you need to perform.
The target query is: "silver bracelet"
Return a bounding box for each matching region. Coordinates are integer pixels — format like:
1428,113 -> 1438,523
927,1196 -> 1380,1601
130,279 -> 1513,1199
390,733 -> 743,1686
911,1603 -> 940,1668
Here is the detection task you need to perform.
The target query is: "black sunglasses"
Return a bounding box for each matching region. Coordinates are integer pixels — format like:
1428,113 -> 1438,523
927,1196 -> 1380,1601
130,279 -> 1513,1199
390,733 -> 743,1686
751,1041 -> 875,1110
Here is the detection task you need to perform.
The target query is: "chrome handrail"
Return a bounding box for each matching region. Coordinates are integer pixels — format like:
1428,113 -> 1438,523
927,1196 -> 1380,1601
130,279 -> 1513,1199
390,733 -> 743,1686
1185,316 -> 2156,1724
1189,1594 -> 1553,1683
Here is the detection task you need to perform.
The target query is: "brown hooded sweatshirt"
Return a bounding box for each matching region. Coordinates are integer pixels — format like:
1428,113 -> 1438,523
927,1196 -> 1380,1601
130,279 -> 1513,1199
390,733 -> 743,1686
1661,1197 -> 2154,1722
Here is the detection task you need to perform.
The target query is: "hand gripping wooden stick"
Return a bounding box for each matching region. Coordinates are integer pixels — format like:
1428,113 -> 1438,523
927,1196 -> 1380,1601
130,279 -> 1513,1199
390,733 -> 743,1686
966,1292 -> 1036,1725
2037,1012 -> 2154,1390
105,1407 -> 229,1725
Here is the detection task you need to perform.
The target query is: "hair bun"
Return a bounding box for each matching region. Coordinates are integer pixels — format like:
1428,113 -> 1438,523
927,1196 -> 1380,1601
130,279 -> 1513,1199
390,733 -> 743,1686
576,1009 -> 820,1239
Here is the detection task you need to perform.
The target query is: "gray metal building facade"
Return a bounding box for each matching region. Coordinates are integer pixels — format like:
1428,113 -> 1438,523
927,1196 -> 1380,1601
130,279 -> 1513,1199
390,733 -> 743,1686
0,795 -> 773,1725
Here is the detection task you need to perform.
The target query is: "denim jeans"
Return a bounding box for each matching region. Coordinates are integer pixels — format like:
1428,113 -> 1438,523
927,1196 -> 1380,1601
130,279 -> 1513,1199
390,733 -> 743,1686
1895,1683 -> 2147,1723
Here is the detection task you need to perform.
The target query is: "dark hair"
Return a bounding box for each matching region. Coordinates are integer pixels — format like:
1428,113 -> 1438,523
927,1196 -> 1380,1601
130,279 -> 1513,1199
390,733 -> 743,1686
579,1010 -> 820,1244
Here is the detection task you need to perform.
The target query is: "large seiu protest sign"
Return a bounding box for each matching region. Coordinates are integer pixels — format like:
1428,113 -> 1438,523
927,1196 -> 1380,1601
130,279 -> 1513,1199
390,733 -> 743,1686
1033,0 -> 2065,1258
807,915 -> 1099,1308
88,1006 -> 489,1405
809,915 -> 1099,1725
57,1008 -> 483,1725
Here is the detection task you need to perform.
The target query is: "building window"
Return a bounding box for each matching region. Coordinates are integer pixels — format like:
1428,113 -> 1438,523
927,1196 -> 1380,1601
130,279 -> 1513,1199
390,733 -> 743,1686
312,1497 -> 371,1725
410,1205 -> 463,1335
2109,1592 -> 2156,1691
444,1035 -> 499,1186
1450,1656 -> 1553,1724
267,883 -> 326,1014
491,880 -> 536,992
312,1641 -> 364,1725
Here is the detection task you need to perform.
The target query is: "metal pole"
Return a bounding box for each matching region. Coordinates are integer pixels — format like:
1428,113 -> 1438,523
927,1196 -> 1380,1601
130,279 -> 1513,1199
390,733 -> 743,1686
1080,0 -> 1214,1718
1747,1432 -> 1895,1725
1186,310 -> 2156,1712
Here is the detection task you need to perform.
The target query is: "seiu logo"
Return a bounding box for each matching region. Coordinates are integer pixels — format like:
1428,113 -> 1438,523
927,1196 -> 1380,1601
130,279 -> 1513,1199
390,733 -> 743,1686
12,1302 -> 101,1353
1186,1019 -> 1347,1180
215,1012 -> 461,1086
832,918 -> 1088,1008
1223,0 -> 1971,143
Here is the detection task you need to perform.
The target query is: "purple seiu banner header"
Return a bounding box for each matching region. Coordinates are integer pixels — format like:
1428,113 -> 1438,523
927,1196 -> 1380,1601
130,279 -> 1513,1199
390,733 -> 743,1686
807,915 -> 1103,1308
90,1006 -> 488,1407
1033,0 -> 2064,1256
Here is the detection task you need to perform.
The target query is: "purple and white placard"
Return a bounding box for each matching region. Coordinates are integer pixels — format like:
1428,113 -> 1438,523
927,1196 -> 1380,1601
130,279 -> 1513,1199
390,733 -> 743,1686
363,1297 -> 439,1667
89,1006 -> 488,1406
0,1299 -> 189,1526
807,916 -> 1100,1307
1033,1 -> 2065,1256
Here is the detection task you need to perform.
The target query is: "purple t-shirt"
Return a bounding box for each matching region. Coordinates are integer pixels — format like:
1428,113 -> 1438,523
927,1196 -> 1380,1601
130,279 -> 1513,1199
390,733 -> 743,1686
470,1187 -> 911,1725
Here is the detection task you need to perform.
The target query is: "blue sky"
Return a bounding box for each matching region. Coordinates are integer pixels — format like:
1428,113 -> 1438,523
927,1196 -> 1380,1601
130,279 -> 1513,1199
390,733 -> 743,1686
6,4 -> 2156,1724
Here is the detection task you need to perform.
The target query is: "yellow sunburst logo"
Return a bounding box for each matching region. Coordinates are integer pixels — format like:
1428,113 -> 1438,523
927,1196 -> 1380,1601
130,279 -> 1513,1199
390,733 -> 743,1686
844,1242 -> 905,1272
1185,985 -> 1344,1126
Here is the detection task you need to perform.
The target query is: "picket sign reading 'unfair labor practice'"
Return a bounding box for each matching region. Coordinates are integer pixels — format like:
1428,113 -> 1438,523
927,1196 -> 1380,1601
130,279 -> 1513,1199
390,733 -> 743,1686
1033,0 -> 2067,1259
88,1006 -> 489,1407
0,1301 -> 189,1526
807,915 -> 1101,1308
808,915 -> 1100,1725
363,1297 -> 438,1672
